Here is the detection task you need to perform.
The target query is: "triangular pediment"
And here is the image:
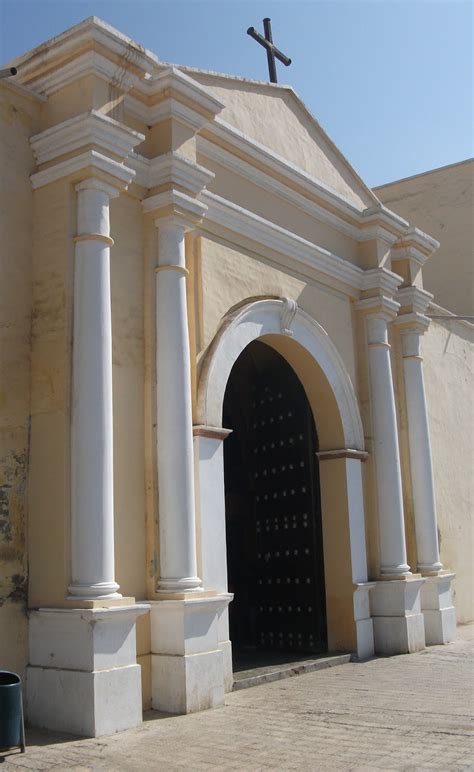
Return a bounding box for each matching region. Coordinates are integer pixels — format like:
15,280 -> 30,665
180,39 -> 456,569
182,70 -> 377,211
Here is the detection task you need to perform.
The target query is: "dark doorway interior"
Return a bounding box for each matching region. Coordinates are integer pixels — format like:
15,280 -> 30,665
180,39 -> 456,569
223,340 -> 327,668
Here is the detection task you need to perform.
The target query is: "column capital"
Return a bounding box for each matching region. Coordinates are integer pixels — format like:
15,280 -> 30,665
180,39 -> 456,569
30,111 -> 144,191
75,177 -> 121,199
394,286 -> 433,337
143,189 -> 207,229
355,295 -> 400,323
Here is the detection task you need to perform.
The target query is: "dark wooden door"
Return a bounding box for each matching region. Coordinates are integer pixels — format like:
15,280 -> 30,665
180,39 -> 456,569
224,340 -> 327,657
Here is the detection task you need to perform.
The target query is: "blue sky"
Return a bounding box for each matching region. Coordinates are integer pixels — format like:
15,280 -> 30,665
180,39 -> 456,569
1,0 -> 472,187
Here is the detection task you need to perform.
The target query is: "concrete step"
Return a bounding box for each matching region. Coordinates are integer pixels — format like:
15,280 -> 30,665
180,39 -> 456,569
232,653 -> 351,691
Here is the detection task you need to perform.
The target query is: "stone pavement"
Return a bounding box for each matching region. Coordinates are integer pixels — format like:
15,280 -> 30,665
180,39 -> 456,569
2,625 -> 473,772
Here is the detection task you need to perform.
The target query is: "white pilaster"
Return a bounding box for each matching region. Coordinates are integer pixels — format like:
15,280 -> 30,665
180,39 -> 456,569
395,287 -> 456,645
399,325 -> 443,574
359,298 -> 411,576
153,216 -> 201,593
357,289 -> 425,655
68,178 -> 121,600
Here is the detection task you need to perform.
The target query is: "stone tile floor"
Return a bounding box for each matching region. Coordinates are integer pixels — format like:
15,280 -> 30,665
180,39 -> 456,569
1,624 -> 473,771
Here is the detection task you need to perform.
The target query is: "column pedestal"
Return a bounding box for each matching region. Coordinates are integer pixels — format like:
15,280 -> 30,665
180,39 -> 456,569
421,573 -> 456,645
27,605 -> 149,737
370,578 -> 426,655
150,594 -> 232,714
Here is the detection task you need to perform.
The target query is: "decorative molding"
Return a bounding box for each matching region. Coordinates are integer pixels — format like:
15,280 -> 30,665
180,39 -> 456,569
396,286 -> 433,314
155,265 -> 189,277
143,188 -> 207,224
150,67 -> 224,116
355,295 -> 400,320
197,136 -> 362,241
317,449 -> 369,462
30,149 -> 136,190
23,50 -> 141,97
30,110 -> 144,165
361,267 -> 404,297
280,296 -> 298,336
199,119 -> 410,245
74,233 -> 115,246
192,425 -> 232,440
11,17 -> 154,86
199,190 -> 364,295
202,118 -> 365,220
150,153 -> 214,192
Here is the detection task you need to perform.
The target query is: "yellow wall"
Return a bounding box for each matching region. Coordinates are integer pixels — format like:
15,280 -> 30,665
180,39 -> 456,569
423,318 -> 474,622
0,83 -> 40,676
375,159 -> 474,316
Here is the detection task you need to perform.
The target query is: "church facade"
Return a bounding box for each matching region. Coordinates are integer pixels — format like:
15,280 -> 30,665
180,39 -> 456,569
0,18 -> 471,737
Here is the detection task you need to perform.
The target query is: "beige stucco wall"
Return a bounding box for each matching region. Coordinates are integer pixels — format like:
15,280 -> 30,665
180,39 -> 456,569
422,318 -> 473,623
0,83 -> 40,677
375,159 -> 474,316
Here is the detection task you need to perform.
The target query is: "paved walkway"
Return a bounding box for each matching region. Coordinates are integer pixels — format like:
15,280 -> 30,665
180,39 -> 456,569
2,625 -> 473,771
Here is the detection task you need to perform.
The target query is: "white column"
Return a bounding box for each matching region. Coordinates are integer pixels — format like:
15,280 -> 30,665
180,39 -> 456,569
400,327 -> 443,573
366,311 -> 411,576
68,179 -> 121,600
154,218 -> 201,592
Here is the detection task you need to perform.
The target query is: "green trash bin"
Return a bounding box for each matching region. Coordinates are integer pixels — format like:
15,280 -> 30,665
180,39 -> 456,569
0,671 -> 25,753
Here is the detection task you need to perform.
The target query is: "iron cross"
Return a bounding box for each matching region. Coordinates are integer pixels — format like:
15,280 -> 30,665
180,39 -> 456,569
247,18 -> 292,84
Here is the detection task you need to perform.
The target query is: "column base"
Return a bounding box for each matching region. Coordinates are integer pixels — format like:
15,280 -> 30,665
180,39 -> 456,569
421,572 -> 456,645
27,604 -> 150,737
370,578 -> 426,655
150,593 -> 232,714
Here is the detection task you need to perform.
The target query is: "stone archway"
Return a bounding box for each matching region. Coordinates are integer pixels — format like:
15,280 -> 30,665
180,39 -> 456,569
194,298 -> 373,689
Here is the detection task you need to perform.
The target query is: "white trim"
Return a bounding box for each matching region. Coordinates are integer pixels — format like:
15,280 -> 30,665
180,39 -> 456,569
197,298 -> 364,450
397,286 -> 433,314
204,118 -> 366,218
198,136 -> 361,241
25,50 -> 141,97
142,188 -> 207,221
199,190 -> 364,294
30,111 -> 144,164
151,67 -> 224,115
361,267 -> 403,296
128,151 -> 214,191
30,150 -> 135,190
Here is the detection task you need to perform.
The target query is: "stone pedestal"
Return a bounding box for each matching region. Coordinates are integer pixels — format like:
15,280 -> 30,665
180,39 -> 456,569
353,583 -> 376,659
421,573 -> 456,645
370,578 -> 426,655
27,605 -> 149,737
150,594 -> 232,714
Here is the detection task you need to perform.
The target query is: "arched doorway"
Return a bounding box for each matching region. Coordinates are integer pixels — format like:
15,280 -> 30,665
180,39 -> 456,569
223,339 -> 327,665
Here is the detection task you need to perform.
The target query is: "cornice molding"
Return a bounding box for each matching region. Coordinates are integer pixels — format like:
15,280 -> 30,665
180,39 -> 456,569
30,149 -> 135,190
202,118 -> 365,221
197,136 -> 362,241
391,226 -> 440,267
23,50 -> 141,97
149,67 -> 224,116
30,110 -> 145,165
10,18 -> 154,87
199,190 -> 364,294
197,122 -> 414,247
